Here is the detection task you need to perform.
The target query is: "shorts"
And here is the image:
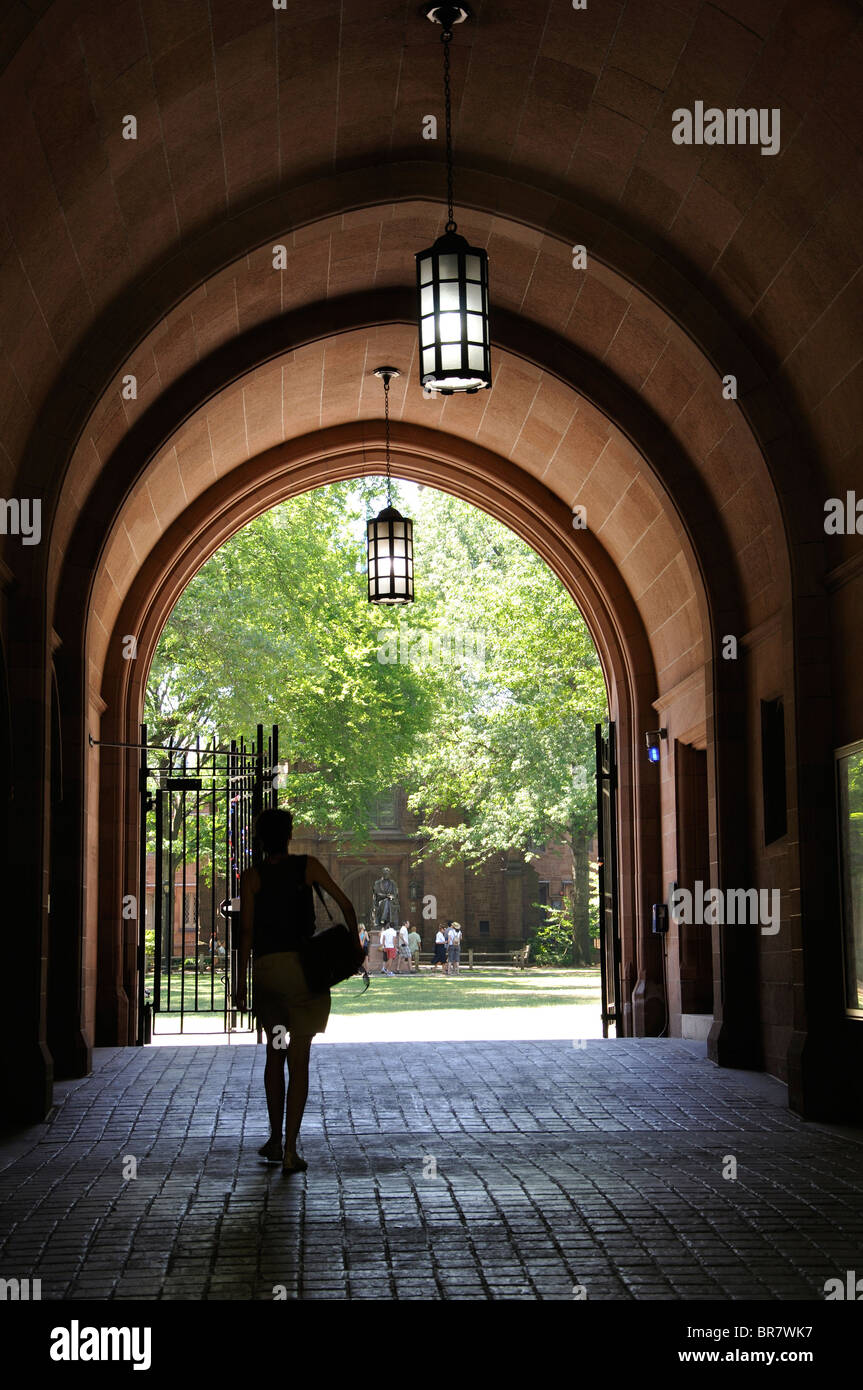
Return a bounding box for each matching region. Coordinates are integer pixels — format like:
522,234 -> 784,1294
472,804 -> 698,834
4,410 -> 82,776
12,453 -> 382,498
253,950 -> 330,1036
447,945 -> 461,964
385,947 -> 397,960
432,943 -> 447,964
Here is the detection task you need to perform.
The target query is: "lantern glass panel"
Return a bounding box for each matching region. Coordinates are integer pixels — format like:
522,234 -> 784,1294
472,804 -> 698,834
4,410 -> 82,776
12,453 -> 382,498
415,230 -> 491,393
420,258 -> 433,284
421,285 -> 434,315
421,315 -> 435,346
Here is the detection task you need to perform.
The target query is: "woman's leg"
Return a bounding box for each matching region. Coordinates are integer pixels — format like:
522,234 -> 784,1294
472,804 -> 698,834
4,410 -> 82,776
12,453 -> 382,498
260,1031 -> 287,1158
284,1033 -> 314,1163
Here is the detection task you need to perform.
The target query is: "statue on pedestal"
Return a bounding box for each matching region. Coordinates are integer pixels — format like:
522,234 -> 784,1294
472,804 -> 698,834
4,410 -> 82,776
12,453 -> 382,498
372,867 -> 400,931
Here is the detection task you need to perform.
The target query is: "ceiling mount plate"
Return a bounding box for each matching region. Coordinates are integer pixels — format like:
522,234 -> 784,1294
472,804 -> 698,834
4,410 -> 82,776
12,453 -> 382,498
373,366 -> 401,385
423,4 -> 472,27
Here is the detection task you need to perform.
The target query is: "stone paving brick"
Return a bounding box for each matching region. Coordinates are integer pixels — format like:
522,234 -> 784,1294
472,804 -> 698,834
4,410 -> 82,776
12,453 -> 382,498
0,1040 -> 862,1300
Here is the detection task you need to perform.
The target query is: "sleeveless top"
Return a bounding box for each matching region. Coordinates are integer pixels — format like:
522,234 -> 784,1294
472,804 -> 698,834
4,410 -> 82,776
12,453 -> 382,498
252,855 -> 316,959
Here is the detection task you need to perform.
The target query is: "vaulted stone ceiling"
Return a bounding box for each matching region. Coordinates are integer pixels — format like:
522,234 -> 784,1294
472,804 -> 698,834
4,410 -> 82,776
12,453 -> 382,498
1,0 -> 859,462
1,0 -> 860,700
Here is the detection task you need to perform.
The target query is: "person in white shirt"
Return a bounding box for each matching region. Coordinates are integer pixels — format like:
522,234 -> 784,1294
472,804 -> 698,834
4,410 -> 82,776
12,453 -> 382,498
432,926 -> 447,973
446,921 -> 463,975
395,922 -> 412,975
379,924 -> 398,975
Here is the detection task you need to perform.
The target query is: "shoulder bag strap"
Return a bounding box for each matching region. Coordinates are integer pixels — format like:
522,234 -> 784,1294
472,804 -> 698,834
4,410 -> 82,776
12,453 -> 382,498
312,880 -> 335,921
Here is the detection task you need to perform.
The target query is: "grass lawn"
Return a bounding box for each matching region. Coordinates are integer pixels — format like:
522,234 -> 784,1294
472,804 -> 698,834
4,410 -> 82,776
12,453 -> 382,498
143,969 -> 228,1016
145,965 -> 605,1042
329,965 -> 601,1015
144,965 -> 600,1019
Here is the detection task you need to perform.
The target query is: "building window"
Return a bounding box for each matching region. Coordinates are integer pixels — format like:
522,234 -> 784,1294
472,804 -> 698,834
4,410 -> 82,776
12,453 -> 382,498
373,788 -> 399,829
761,698 -> 787,845
837,742 -> 863,1016
479,920 -> 490,936
538,881 -> 549,906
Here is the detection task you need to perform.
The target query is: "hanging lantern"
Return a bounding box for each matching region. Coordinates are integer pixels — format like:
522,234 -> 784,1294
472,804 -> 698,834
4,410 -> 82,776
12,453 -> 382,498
416,5 -> 491,395
367,368 -> 415,605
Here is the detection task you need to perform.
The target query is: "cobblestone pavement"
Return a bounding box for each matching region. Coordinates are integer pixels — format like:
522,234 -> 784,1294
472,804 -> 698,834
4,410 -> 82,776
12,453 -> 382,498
1,1040 -> 862,1300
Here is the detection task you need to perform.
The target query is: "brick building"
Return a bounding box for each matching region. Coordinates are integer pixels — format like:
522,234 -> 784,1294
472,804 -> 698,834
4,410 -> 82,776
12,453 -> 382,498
292,788 -> 577,953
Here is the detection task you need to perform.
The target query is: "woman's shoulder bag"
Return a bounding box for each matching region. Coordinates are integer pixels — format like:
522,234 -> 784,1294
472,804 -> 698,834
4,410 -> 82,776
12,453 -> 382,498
298,883 -> 367,994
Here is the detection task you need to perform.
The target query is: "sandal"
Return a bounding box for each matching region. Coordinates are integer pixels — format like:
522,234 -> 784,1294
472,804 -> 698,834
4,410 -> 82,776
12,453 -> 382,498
282,1153 -> 308,1174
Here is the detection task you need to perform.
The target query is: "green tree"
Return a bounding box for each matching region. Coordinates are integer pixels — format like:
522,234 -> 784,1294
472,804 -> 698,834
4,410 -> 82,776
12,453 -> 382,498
145,481 -> 436,845
146,483 -> 608,961
403,491 -> 607,963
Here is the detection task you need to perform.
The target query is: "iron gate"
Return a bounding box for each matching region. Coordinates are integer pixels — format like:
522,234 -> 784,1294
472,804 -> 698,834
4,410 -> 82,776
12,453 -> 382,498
595,721 -> 622,1037
137,723 -> 279,1039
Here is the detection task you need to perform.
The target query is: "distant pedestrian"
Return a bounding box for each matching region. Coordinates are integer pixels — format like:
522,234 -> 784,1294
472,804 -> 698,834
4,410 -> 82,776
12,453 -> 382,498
446,921 -> 463,975
380,924 -> 398,975
396,922 -> 413,975
209,929 -> 226,965
432,926 -> 447,973
358,923 -> 370,983
407,924 -> 421,972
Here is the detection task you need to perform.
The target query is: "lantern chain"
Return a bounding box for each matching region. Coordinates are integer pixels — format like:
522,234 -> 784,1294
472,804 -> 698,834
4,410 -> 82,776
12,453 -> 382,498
384,371 -> 392,506
442,28 -> 456,233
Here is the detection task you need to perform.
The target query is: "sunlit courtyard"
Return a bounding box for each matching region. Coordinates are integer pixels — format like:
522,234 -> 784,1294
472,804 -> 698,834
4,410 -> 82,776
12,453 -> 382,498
149,967 -> 604,1045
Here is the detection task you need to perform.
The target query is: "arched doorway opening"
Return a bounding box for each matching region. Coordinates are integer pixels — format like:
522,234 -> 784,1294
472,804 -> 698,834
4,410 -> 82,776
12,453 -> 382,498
38,199 -> 822,1117
86,418 -> 694,1061
137,477 -> 614,1036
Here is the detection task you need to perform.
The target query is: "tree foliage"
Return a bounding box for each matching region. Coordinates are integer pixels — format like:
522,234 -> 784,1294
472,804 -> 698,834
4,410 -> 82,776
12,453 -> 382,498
146,483 -> 609,896
403,490 -> 607,871
146,481 -> 435,844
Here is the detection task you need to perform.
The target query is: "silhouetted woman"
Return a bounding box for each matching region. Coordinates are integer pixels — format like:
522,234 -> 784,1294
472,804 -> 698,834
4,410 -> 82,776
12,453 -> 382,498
235,808 -> 359,1173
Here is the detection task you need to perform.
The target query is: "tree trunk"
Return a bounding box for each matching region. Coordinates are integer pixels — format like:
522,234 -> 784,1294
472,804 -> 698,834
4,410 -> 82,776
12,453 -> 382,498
571,824 -> 591,966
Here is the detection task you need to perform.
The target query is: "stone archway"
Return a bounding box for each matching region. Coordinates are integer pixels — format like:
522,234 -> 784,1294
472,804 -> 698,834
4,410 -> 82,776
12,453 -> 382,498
2,0 -> 859,1135
36,204 -> 800,1107
10,144 -> 846,1126
84,415 -> 674,1055
47,265 -> 778,1097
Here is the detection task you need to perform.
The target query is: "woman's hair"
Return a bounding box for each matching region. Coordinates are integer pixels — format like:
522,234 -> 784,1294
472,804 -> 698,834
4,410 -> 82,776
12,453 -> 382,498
254,808 -> 294,856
